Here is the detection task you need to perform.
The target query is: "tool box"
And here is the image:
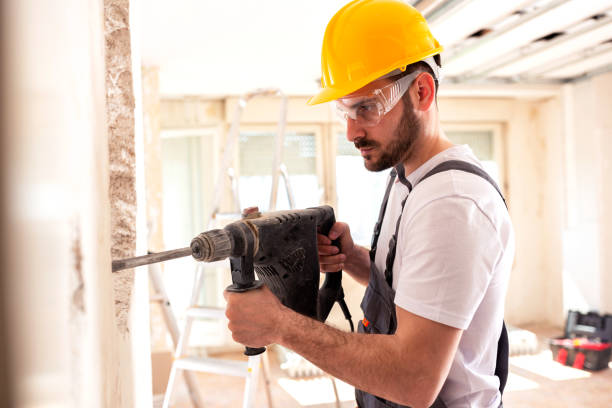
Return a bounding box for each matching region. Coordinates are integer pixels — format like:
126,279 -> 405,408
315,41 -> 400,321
549,310 -> 612,371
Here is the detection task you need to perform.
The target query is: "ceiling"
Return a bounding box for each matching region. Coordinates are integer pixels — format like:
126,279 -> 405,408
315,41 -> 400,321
140,0 -> 612,97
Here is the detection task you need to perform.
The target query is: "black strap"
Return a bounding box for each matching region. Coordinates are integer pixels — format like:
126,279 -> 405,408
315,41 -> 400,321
420,160 -> 507,208
497,322 -> 509,394
369,168 -> 398,262
383,195 -> 408,286
394,163 -> 413,190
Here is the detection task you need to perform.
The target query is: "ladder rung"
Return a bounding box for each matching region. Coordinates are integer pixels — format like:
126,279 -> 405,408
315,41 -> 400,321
212,212 -> 242,220
174,356 -> 249,377
150,294 -> 166,302
186,307 -> 226,320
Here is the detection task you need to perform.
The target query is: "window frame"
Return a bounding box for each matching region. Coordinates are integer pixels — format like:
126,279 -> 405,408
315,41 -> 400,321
234,123 -> 326,208
161,126 -> 223,229
442,122 -> 508,198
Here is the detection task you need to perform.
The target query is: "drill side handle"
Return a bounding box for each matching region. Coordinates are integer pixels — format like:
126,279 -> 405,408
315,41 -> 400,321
316,206 -> 344,322
225,222 -> 267,356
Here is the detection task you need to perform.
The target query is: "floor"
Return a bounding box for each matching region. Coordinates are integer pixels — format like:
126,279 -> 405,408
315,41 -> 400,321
163,324 -> 612,408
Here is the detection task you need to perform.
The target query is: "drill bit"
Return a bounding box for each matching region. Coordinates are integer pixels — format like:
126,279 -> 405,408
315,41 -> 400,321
111,247 -> 192,272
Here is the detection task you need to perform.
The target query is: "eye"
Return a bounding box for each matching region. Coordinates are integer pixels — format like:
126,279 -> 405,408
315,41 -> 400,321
356,101 -> 378,115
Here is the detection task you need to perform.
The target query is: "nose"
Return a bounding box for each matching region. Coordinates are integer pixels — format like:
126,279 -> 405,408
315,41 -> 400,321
345,117 -> 364,142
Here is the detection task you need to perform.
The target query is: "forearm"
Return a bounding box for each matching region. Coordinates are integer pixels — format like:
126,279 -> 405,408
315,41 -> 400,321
277,307 -> 439,407
342,244 -> 371,286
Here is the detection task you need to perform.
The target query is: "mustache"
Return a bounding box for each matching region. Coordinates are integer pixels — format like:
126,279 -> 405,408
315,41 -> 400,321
354,138 -> 378,149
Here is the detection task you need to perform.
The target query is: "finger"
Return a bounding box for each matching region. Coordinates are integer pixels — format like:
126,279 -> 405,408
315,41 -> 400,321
328,223 -> 347,241
317,233 -> 331,245
320,263 -> 344,273
318,245 -> 339,255
320,253 -> 346,265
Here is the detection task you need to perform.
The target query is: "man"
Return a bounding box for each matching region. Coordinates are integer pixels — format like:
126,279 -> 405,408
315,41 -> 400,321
224,1 -> 514,407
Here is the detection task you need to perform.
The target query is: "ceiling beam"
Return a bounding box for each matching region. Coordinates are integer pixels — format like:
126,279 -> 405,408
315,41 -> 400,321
568,63 -> 612,84
461,12 -> 612,81
443,0 -> 571,74
430,0 -> 536,49
425,0 -> 473,23
413,0 -> 446,16
540,44 -> 612,79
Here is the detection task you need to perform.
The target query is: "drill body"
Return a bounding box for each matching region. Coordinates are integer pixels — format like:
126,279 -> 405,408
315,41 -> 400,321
190,205 -> 342,322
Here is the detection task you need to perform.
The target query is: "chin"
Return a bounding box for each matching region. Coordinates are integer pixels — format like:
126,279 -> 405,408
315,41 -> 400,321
363,159 -> 389,173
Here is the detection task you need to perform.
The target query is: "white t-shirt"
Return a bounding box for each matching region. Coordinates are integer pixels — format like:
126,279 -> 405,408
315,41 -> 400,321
374,145 -> 514,408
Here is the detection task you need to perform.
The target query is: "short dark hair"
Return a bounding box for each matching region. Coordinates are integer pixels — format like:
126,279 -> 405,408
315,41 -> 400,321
394,54 -> 442,102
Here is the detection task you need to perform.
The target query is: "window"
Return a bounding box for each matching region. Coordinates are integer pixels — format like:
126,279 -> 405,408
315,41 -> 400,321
444,124 -> 506,192
161,135 -> 204,248
239,131 -> 320,211
335,132 -> 388,246
160,130 -> 225,348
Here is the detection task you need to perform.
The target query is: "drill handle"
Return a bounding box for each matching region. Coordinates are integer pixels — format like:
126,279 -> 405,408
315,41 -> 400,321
317,235 -> 343,322
245,346 -> 266,356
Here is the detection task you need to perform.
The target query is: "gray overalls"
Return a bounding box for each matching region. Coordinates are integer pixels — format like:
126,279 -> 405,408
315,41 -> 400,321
355,160 -> 509,408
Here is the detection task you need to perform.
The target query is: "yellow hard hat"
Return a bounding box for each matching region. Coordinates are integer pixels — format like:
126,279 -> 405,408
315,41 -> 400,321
308,0 -> 443,105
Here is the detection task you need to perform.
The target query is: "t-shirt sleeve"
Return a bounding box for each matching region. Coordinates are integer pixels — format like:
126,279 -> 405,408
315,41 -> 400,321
393,196 -> 503,330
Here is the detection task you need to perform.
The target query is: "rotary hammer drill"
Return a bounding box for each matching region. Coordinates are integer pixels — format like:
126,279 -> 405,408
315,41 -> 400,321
112,205 -> 353,355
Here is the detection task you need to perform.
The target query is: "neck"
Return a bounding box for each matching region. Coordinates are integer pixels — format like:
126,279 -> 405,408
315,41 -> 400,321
402,113 -> 452,176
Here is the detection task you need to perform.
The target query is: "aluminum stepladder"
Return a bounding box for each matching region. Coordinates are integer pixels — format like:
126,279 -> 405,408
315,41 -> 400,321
163,89 -> 293,408
149,262 -> 204,408
209,88 -> 295,217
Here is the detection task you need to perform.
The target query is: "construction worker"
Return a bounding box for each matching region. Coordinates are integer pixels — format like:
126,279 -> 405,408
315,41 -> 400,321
224,1 -> 514,407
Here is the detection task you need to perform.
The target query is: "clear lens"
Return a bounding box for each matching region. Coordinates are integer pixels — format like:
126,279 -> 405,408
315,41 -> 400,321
335,97 -> 384,127
335,71 -> 420,127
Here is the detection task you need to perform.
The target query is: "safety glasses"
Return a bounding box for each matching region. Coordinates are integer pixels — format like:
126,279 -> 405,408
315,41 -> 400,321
334,70 -> 420,127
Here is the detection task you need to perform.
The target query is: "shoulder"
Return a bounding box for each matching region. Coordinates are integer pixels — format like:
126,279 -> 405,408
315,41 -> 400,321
404,168 -> 510,238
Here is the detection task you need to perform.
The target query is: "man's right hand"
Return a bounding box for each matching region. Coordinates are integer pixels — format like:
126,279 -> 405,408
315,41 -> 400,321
317,222 -> 355,273
317,222 -> 372,286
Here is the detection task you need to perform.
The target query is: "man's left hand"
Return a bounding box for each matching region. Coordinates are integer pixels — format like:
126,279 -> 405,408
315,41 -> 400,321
223,284 -> 286,348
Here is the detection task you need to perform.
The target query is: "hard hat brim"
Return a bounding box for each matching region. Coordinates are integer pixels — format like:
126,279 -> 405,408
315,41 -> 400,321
307,86 -> 355,106
307,46 -> 443,106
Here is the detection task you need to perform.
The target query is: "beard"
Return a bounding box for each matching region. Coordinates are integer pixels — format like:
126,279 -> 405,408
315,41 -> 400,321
355,100 -> 421,172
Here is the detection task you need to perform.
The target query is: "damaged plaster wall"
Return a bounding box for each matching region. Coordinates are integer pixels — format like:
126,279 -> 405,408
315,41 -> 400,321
105,0 -> 152,406
105,0 -> 137,334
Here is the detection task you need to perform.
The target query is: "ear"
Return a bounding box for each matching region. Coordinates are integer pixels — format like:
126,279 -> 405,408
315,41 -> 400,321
410,72 -> 436,112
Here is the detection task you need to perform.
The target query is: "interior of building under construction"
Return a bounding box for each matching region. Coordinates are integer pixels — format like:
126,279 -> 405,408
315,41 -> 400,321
1,0 -> 612,407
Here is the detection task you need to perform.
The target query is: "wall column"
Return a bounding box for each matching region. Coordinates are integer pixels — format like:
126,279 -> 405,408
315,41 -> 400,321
1,0 -> 113,406
105,0 -> 152,406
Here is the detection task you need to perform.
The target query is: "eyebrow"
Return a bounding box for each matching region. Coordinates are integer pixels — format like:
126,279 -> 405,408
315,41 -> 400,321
347,97 -> 377,110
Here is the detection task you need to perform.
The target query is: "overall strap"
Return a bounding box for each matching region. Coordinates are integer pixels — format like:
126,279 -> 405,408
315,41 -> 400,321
369,168 -> 398,262
380,164 -> 414,286
421,160 -> 507,208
